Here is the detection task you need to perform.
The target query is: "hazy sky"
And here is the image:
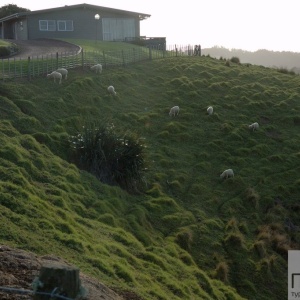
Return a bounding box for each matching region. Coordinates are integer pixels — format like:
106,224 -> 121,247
5,0 -> 300,52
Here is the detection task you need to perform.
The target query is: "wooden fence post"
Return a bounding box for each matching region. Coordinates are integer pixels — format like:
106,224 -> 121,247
27,56 -> 31,80
149,47 -> 152,61
13,57 -> 16,80
103,51 -> 106,69
122,50 -> 125,67
33,262 -> 82,300
56,52 -> 59,70
81,49 -> 84,70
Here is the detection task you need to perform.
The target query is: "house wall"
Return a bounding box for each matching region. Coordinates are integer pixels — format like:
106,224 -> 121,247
26,6 -> 141,41
15,19 -> 28,40
2,20 -> 14,39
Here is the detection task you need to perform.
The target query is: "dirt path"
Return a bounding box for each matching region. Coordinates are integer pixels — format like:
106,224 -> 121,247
6,39 -> 81,59
0,245 -> 141,300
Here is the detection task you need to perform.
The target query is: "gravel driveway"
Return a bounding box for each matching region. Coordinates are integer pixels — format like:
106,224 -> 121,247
7,38 -> 81,59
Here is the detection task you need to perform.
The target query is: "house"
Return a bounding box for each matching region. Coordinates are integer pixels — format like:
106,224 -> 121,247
0,3 -> 150,42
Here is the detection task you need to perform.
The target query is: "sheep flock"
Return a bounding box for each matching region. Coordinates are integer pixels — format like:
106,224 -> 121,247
46,62 -> 262,183
166,102 -> 260,180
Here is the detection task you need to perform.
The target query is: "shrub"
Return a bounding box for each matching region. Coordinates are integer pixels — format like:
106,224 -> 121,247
0,44 -> 18,58
230,56 -> 240,64
277,67 -> 295,75
0,46 -> 10,58
70,121 -> 147,192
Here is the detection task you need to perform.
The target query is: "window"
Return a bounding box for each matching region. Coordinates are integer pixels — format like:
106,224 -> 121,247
57,20 -> 73,31
39,20 -> 56,31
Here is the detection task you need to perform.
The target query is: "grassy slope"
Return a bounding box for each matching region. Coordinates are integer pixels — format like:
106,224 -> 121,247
0,47 -> 300,299
60,38 -> 143,52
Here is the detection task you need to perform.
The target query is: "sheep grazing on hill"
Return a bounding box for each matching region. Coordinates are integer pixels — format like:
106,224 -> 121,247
207,106 -> 213,115
249,122 -> 259,131
169,106 -> 180,117
107,85 -> 117,96
220,169 -> 234,179
91,63 -> 102,74
56,68 -> 68,79
47,71 -> 62,84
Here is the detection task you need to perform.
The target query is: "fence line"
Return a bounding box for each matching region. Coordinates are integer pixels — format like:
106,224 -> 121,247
0,44 -> 200,81
0,286 -> 74,299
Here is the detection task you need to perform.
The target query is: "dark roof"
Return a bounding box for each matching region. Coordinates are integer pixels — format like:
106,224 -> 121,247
0,3 -> 151,22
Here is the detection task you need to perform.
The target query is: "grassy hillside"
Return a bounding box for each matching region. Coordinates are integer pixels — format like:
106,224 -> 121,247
203,46 -> 300,72
0,52 -> 299,299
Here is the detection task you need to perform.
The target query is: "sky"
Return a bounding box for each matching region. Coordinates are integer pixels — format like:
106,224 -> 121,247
4,0 -> 300,53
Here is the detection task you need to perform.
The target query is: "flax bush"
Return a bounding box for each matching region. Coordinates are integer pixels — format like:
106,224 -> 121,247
70,121 -> 147,192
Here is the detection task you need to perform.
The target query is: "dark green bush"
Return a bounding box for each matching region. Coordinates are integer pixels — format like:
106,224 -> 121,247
230,56 -> 240,64
277,67 -> 295,75
0,46 -> 10,58
70,121 -> 147,192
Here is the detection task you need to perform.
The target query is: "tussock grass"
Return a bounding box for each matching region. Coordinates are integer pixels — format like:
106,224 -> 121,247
214,261 -> 230,282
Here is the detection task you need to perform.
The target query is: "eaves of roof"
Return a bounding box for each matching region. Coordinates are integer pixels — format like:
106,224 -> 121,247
0,3 -> 151,22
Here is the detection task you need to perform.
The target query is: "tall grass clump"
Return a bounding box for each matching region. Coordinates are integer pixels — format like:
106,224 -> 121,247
214,261 -> 230,282
69,121 -> 147,192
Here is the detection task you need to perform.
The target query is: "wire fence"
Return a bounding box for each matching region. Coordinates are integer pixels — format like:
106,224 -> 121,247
0,44 -> 201,81
0,286 -> 74,299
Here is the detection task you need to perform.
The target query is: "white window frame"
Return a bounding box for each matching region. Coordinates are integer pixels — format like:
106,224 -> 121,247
57,20 -> 74,31
39,20 -> 56,31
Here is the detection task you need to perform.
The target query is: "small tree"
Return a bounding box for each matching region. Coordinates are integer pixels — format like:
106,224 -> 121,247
0,4 -> 30,19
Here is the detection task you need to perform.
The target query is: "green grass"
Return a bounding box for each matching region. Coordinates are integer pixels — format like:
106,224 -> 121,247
0,40 -> 10,46
1,52 -> 299,299
60,39 -> 142,52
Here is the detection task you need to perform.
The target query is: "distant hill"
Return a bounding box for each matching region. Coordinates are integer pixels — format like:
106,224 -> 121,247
202,46 -> 300,73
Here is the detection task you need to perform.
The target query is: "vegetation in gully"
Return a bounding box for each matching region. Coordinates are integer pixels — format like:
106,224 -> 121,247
0,40 -> 299,299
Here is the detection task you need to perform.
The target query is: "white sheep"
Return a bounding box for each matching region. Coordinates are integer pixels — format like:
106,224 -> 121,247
169,106 -> 180,117
90,63 -> 102,74
107,85 -> 117,96
249,122 -> 259,131
56,68 -> 68,79
47,71 -> 62,84
220,169 -> 234,179
207,106 -> 213,115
